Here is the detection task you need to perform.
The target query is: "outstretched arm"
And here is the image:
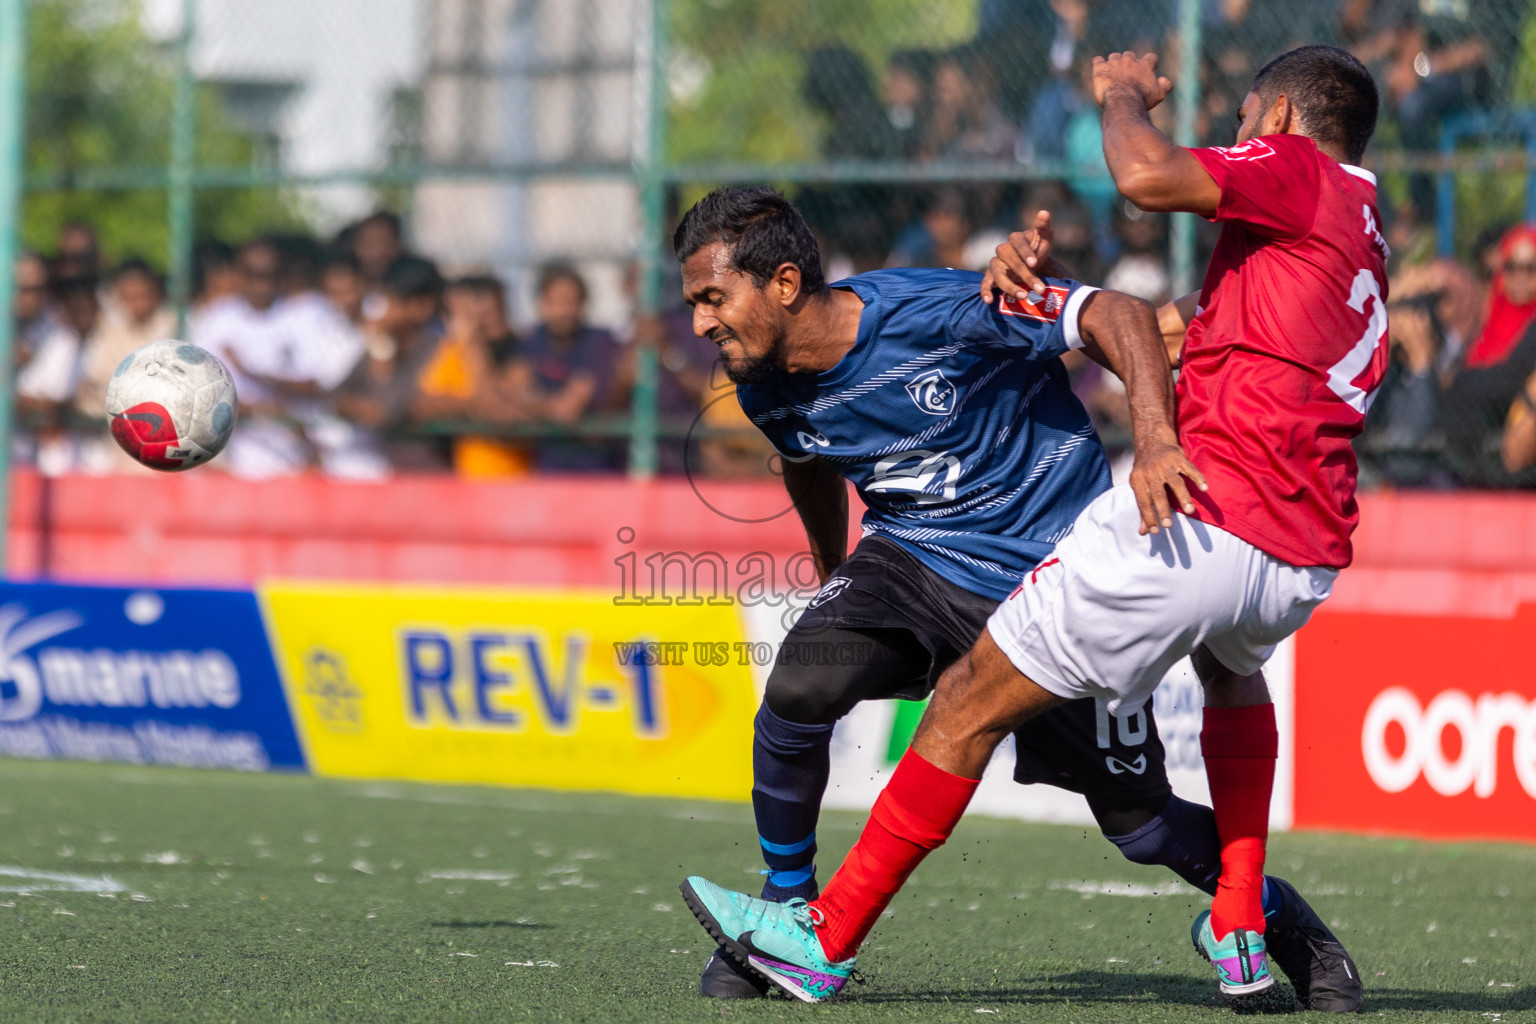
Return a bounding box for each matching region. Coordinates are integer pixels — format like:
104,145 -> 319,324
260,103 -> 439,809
1076,290 -> 1208,534
1094,52 -> 1220,216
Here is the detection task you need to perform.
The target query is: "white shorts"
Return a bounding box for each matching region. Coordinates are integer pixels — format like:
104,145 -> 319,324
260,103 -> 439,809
988,485 -> 1337,716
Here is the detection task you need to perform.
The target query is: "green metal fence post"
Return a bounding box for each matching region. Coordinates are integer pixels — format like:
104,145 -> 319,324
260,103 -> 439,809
0,0 -> 29,575
168,0 -> 197,335
628,0 -> 668,480
1170,0 -> 1203,297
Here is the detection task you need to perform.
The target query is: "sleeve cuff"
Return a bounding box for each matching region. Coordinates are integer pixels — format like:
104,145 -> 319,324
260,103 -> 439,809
1062,285 -> 1099,351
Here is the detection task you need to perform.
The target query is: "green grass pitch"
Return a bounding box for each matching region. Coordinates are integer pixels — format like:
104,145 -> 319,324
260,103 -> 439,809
0,759 -> 1530,1023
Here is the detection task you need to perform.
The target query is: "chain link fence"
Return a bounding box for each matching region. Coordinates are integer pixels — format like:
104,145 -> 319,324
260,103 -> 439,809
5,0 -> 1536,492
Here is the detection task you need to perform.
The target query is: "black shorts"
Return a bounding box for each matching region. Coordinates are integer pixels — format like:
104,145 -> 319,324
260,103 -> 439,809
789,534 -> 1172,808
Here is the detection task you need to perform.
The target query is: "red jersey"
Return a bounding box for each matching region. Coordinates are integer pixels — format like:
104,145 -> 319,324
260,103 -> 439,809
1180,133 -> 1390,569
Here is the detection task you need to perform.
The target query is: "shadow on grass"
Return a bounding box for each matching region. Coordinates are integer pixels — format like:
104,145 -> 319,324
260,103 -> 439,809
847,970 -> 1219,1008
429,920 -> 553,930
845,970 -> 1533,1015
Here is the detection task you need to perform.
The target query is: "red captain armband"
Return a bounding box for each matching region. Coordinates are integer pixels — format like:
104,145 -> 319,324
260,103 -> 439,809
998,284 -> 1070,323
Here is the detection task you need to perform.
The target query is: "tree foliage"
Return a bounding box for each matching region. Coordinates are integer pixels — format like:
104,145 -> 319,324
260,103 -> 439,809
664,0 -> 976,166
21,0 -> 307,267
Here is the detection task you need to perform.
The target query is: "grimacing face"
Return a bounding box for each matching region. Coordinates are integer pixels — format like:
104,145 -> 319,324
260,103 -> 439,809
681,241 -> 786,387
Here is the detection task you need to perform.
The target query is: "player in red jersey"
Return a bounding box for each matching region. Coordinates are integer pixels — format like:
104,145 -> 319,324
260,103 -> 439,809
679,45 -> 1382,1011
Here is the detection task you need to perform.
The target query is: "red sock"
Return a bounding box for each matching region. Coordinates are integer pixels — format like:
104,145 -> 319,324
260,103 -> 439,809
810,750 -> 979,961
1202,703 -> 1278,939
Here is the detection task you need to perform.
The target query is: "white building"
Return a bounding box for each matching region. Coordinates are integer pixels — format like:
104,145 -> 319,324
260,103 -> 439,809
143,0 -> 647,329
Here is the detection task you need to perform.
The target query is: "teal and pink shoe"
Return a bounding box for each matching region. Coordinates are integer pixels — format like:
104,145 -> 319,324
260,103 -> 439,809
680,876 -> 858,1003
1192,910 -> 1294,1013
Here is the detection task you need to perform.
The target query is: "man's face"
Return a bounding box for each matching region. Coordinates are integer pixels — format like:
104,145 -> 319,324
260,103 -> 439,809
115,272 -> 163,326
1503,237 -> 1536,306
239,246 -> 280,311
322,266 -> 366,322
13,257 -> 48,321
355,221 -> 401,279
681,241 -> 785,387
537,277 -> 585,339
378,293 -> 437,344
1234,90 -> 1273,148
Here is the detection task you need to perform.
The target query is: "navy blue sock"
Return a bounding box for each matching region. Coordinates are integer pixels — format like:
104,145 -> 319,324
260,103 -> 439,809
751,704 -> 834,897
1106,796 -> 1285,917
1105,794 -> 1222,895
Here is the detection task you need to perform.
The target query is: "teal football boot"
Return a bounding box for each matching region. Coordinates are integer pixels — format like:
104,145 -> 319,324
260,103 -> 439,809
681,877 -> 858,1003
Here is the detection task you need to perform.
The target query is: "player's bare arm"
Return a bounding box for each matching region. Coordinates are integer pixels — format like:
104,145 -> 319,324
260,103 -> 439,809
782,455 -> 848,584
1077,290 -> 1208,534
1095,52 -> 1220,216
979,210 -> 1066,303
1157,290 -> 1201,367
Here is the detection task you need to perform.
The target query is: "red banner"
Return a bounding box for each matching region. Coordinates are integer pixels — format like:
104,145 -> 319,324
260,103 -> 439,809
1293,604 -> 1536,842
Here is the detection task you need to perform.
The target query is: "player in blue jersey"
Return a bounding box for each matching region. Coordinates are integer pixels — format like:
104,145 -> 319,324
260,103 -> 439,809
677,187 -> 1359,1009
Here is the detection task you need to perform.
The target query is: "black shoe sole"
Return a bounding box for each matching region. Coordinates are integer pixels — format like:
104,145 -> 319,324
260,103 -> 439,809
700,948 -> 769,999
680,880 -> 773,990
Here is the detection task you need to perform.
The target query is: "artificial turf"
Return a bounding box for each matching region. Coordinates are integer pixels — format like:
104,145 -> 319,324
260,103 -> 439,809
0,758 -> 1529,1023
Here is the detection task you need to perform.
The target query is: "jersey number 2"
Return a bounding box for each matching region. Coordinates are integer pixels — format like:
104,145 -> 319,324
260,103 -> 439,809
1326,267 -> 1389,416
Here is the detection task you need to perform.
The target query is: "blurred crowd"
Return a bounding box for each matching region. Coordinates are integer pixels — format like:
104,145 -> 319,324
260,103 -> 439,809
8,0 -> 1536,487
9,212 -> 771,481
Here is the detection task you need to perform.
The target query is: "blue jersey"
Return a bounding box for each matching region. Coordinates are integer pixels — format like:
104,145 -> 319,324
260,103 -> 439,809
736,268 -> 1112,601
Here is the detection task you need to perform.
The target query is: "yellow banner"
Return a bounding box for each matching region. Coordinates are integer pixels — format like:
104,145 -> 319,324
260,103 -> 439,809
260,584 -> 756,800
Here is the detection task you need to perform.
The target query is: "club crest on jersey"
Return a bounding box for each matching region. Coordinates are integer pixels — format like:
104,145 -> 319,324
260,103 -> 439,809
998,284 -> 1069,323
1211,137 -> 1275,162
904,369 -> 956,416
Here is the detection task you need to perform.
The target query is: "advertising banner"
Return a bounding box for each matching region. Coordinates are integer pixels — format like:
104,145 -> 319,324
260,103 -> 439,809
0,582 -> 303,770
261,584 -> 757,800
1293,605 -> 1536,842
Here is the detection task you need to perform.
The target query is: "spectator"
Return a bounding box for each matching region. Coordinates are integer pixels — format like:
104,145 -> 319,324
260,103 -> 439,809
504,263 -> 622,472
334,254 -> 450,473
799,47 -> 899,272
74,259 -> 175,422
1343,0 -> 1493,219
319,252 -> 367,326
1017,0 -> 1090,166
193,238 -> 311,478
610,262 -> 735,475
1103,204 -> 1170,305
54,222 -> 102,280
22,274 -> 95,475
882,51 -> 932,160
349,210 -> 405,289
415,274 -> 533,479
887,187 -> 975,270
919,49 -> 1015,162
191,239 -> 241,315
1437,226 -> 1536,480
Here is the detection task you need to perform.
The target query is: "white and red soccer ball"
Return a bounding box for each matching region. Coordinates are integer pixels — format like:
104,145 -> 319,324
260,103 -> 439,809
105,339 -> 238,472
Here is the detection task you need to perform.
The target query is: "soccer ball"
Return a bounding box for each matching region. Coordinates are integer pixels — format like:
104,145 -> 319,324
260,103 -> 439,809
105,340 -> 238,472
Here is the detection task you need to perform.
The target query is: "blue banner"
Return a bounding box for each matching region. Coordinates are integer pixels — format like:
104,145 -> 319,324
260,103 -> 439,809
0,583 -> 304,771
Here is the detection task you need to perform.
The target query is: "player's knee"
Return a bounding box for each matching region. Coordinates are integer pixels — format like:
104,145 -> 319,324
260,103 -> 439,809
763,669 -> 845,725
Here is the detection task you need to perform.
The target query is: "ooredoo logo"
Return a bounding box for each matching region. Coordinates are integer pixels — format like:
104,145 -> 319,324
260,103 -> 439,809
1361,687 -> 1536,798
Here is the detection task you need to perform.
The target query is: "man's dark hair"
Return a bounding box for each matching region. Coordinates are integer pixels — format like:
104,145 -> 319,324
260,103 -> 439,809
114,256 -> 163,292
537,262 -> 586,302
673,187 -> 827,296
455,273 -> 508,307
322,249 -> 362,276
1252,45 -> 1378,165
381,254 -> 444,300
358,208 -> 402,238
